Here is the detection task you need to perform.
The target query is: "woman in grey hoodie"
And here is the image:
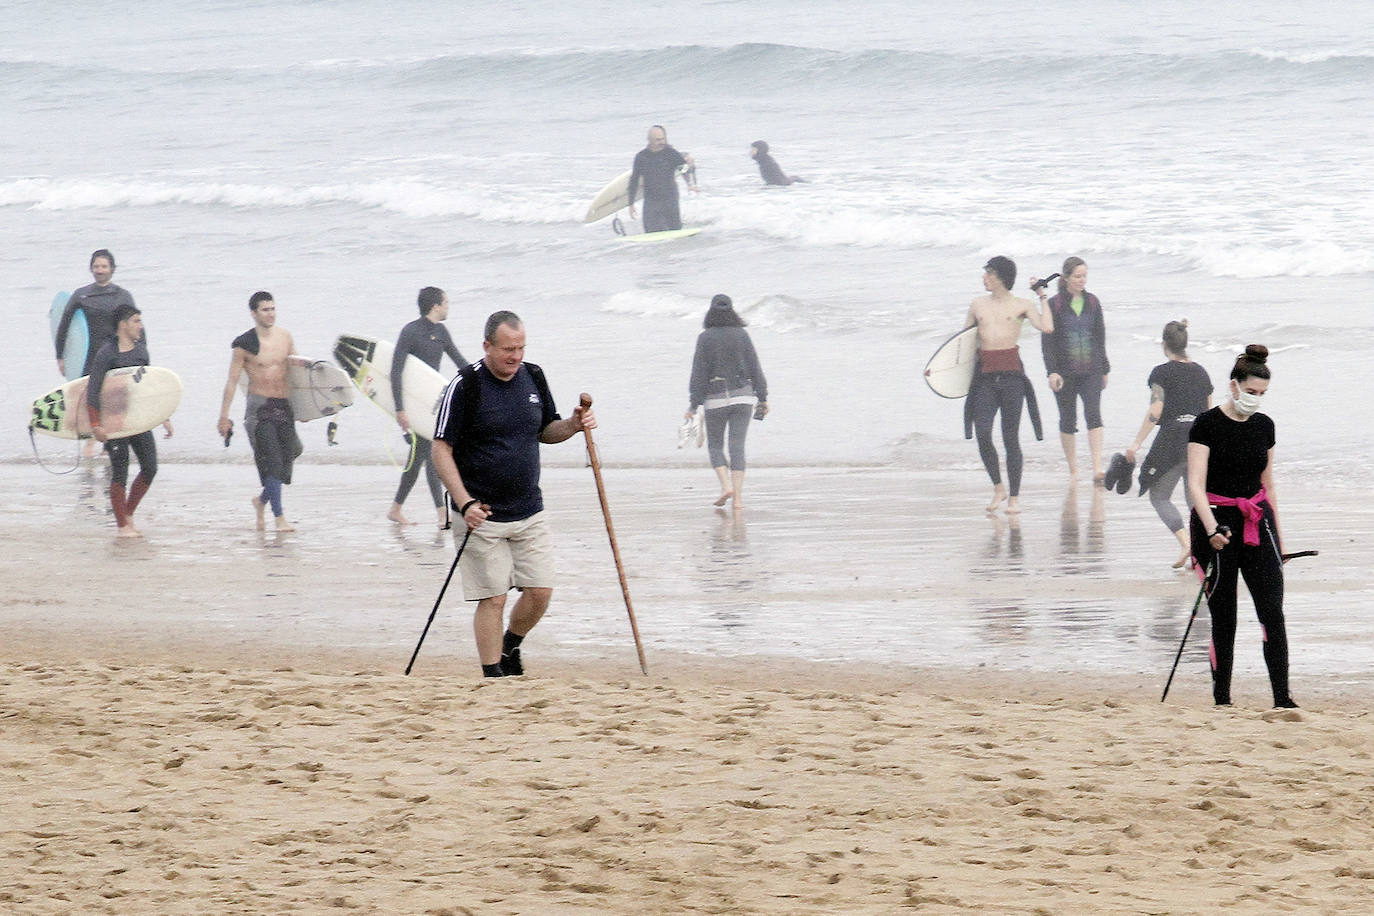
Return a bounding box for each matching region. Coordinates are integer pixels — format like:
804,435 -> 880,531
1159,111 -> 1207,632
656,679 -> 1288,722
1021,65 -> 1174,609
687,295 -> 768,509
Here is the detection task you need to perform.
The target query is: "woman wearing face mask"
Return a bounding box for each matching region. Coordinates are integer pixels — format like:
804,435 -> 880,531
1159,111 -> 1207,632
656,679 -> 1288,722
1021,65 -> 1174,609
1186,344 -> 1295,709
1124,320 -> 1213,568
1040,256 -> 1109,481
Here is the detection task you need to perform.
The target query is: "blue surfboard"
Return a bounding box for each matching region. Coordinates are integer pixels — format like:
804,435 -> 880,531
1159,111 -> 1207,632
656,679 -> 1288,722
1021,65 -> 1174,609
48,291 -> 88,380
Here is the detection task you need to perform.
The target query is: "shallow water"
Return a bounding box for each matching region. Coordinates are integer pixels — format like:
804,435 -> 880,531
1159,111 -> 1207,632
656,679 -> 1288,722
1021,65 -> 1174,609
8,461 -> 1366,699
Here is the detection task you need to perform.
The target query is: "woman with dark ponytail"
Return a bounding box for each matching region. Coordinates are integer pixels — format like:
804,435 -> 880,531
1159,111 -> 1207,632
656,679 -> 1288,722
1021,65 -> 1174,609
1186,345 -> 1296,708
1124,320 -> 1213,567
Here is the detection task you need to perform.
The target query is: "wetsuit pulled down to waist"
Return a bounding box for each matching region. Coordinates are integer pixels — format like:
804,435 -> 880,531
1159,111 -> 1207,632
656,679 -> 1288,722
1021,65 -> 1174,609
246,394 -> 302,486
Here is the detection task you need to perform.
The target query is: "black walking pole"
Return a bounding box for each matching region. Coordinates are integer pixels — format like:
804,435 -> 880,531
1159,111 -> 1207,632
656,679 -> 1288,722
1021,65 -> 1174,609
404,527 -> 472,675
1160,534 -> 1317,701
1160,559 -> 1214,703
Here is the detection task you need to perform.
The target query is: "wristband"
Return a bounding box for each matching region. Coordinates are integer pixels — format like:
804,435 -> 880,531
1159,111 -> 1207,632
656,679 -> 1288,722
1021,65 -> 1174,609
460,499 -> 480,516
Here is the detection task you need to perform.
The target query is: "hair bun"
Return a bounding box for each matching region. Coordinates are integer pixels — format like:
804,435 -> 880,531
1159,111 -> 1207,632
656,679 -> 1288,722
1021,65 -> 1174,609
1244,344 -> 1269,363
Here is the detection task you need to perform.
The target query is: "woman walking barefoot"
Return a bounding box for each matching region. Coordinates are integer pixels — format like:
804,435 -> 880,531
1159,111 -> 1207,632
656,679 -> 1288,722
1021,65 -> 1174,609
687,295 -> 768,510
1125,320 -> 1212,568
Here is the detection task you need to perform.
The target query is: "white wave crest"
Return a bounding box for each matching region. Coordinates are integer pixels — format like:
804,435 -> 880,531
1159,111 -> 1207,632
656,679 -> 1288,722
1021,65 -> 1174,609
0,176 -> 581,224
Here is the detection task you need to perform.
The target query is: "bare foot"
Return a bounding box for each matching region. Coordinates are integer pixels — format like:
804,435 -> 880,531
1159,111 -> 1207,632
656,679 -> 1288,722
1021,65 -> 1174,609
1006,496 -> 1022,515
116,524 -> 143,539
1172,548 -> 1193,569
275,516 -> 297,533
387,504 -> 414,525
252,496 -> 266,530
986,485 -> 1007,513
713,490 -> 734,507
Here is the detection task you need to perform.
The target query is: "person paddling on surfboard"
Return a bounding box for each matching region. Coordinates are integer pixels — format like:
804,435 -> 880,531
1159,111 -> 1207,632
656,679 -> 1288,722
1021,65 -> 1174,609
963,256 -> 1054,514
388,286 -> 468,527
627,125 -> 696,233
88,303 -> 172,538
217,292 -> 303,533
55,249 -> 138,379
749,140 -> 804,186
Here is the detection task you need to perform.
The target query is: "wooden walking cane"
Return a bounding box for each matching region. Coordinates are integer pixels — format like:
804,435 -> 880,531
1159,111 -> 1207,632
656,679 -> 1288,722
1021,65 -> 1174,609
579,393 -> 649,675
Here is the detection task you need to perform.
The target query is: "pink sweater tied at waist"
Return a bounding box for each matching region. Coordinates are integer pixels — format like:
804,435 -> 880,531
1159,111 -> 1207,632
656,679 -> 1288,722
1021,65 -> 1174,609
1208,487 -> 1268,546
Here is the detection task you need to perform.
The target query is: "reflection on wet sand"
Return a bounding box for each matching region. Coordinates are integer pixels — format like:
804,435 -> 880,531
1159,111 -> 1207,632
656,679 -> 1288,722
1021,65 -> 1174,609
4,461 -> 1365,696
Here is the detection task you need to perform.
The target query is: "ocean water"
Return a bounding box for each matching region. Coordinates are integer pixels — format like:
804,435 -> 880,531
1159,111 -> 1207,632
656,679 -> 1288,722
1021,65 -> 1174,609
5,0 -> 1372,486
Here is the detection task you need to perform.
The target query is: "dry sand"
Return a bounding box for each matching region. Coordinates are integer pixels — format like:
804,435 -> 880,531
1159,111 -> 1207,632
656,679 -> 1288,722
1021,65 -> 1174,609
3,459 -> 1373,913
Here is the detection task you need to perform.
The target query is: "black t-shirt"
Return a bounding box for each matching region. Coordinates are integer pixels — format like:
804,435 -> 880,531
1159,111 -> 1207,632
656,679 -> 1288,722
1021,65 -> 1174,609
433,361 -> 560,522
1188,406 -> 1274,497
1149,360 -> 1212,428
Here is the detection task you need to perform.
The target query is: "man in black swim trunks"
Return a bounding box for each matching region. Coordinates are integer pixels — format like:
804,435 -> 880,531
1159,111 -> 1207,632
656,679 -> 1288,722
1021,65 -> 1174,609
431,311 -> 595,678
217,291 -> 302,532
627,125 -> 697,233
388,286 -> 467,527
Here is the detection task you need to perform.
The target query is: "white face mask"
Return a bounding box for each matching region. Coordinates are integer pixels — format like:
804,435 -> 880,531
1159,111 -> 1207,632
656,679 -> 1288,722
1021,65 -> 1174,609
1232,386 -> 1263,416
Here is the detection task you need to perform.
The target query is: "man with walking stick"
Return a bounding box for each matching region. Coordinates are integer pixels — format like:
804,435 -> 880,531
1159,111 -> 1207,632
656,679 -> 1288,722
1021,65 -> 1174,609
430,310 -> 595,678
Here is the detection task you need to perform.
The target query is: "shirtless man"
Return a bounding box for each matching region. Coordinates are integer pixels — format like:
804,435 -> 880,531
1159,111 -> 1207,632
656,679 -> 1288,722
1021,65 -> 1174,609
963,256 -> 1054,514
217,291 -> 301,532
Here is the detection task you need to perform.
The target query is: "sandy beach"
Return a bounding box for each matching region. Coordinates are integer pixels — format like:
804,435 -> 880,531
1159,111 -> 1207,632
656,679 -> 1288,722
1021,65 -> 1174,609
4,458 -> 1373,913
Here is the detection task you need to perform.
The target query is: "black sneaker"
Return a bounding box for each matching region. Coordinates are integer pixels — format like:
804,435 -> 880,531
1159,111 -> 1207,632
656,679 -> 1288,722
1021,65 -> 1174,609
1273,697 -> 1299,709
500,647 -> 524,677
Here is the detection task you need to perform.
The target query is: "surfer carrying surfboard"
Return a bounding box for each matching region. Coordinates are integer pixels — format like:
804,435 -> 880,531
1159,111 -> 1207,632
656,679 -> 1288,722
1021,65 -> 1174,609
430,311 -> 596,678
55,248 -> 138,378
88,303 -> 172,538
388,286 -> 468,527
627,125 -> 696,233
963,256 -> 1054,514
217,292 -> 303,533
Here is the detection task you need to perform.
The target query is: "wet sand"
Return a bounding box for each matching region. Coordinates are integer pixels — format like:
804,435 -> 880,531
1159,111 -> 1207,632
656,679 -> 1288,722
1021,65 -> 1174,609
4,459 -> 1374,912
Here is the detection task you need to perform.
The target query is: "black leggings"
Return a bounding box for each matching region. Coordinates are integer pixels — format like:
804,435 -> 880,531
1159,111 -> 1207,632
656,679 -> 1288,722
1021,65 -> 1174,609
970,373 -> 1025,496
395,436 -> 442,507
1190,504 -> 1290,705
705,404 -> 751,470
106,431 -> 157,488
1053,373 -> 1103,435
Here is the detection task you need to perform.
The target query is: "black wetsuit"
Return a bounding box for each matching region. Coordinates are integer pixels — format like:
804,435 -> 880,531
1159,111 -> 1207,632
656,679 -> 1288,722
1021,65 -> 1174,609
628,145 -> 687,232
87,339 -> 157,526
55,282 -> 139,374
751,141 -> 799,186
963,349 -> 1043,497
390,317 -> 466,508
1188,407 -> 1290,707
232,329 -> 302,516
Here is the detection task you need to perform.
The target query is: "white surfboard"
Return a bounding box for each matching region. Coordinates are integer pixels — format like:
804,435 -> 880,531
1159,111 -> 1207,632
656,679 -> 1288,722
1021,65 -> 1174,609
584,170 -> 638,224
924,325 -> 980,399
333,334 -> 450,440
584,164 -> 693,224
286,356 -> 354,421
30,366 -> 183,440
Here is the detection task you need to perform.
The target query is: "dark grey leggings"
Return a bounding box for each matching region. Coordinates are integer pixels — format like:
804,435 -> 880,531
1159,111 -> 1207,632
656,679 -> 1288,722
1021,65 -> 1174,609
1148,460 -> 1187,533
706,404 -> 752,470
